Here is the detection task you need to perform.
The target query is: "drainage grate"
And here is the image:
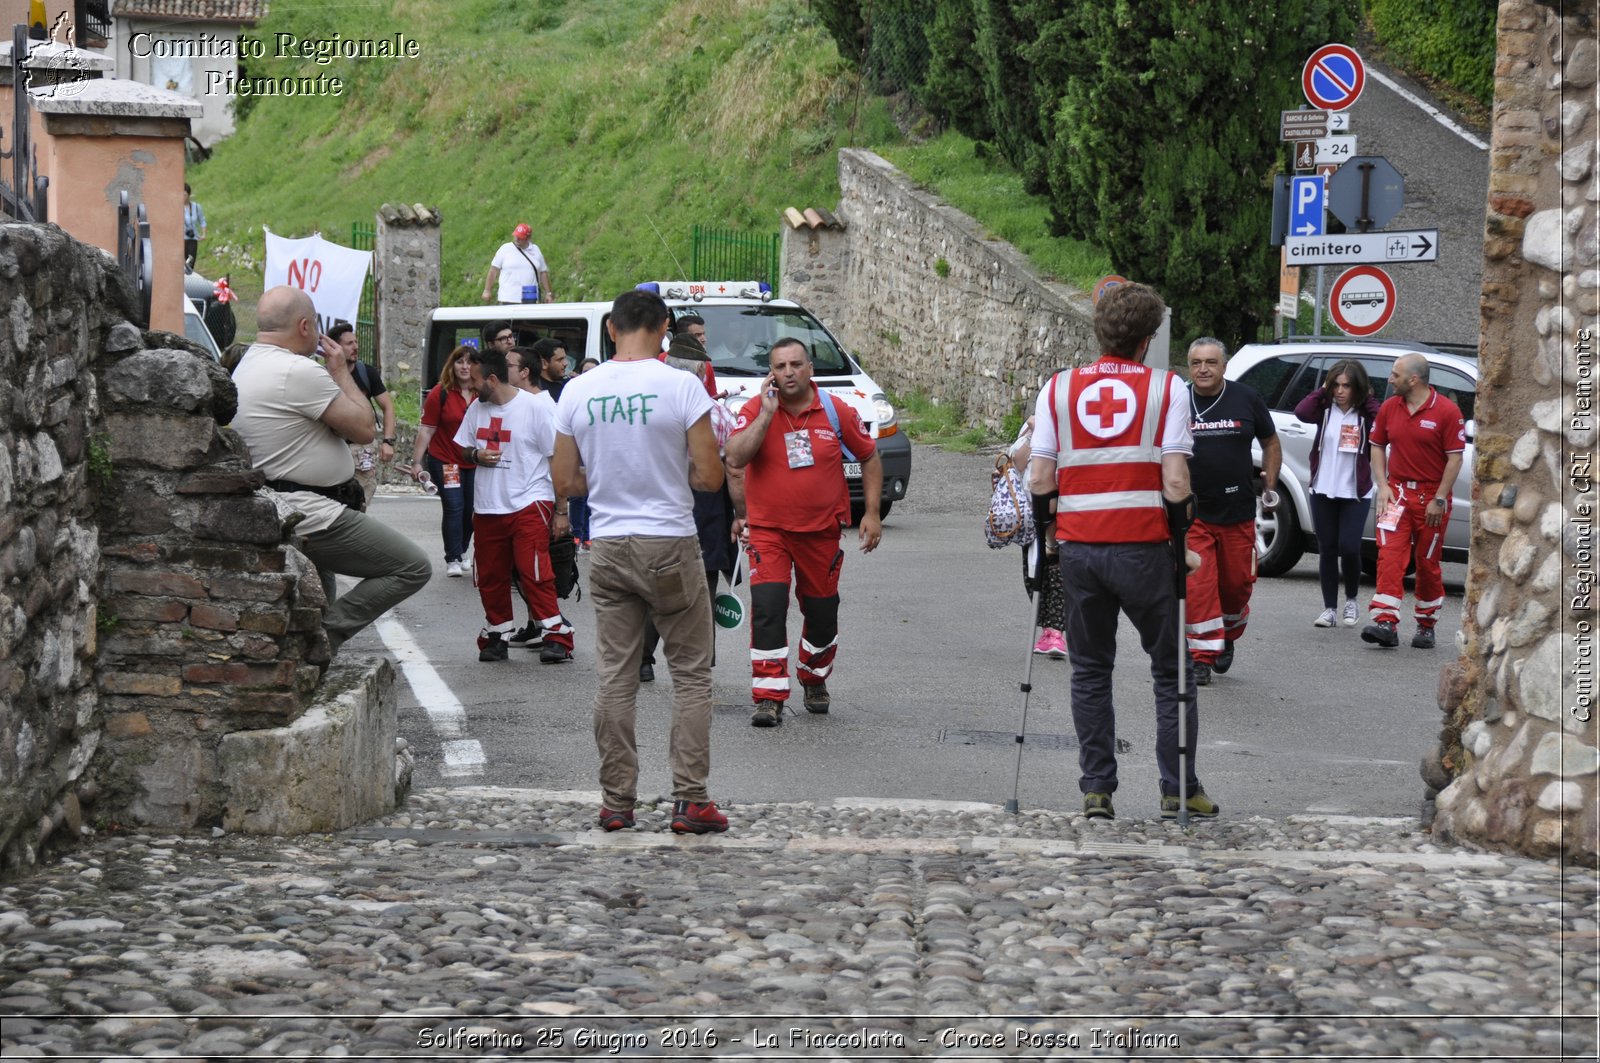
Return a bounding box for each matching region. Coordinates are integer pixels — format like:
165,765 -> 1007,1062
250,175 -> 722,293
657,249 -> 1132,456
940,728 -> 1130,753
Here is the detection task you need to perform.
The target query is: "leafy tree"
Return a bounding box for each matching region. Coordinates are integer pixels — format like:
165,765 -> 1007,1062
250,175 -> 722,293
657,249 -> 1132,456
1046,0 -> 1359,347
813,0 -> 868,65
922,0 -> 989,139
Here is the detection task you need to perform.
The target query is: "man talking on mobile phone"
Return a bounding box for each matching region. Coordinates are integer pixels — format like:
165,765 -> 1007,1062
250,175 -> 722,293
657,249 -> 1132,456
723,339 -> 883,729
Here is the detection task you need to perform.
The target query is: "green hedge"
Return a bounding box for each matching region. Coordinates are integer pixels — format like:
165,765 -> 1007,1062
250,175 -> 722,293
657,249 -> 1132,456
1365,0 -> 1496,108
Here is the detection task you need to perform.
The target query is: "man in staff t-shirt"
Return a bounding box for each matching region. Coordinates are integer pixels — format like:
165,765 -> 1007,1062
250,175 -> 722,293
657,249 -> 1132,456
553,289 -> 729,836
1362,353 -> 1466,650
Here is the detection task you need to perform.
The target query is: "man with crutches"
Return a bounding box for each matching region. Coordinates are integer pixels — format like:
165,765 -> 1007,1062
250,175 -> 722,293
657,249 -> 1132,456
1026,283 -> 1218,821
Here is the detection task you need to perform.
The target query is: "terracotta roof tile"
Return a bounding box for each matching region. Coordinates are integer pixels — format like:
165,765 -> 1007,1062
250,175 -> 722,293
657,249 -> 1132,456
112,0 -> 266,24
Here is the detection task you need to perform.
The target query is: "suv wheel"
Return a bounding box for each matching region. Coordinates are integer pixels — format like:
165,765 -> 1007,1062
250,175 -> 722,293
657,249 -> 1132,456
1256,491 -> 1304,577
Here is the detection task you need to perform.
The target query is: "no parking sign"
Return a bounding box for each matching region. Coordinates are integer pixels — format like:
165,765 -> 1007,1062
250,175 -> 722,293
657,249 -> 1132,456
1302,44 -> 1365,112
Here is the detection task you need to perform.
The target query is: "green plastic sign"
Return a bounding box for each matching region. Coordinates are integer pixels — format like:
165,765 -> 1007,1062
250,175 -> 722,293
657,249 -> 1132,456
713,593 -> 745,630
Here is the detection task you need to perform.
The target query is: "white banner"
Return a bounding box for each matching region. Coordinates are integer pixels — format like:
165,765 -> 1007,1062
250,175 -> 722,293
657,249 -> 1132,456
262,228 -> 372,334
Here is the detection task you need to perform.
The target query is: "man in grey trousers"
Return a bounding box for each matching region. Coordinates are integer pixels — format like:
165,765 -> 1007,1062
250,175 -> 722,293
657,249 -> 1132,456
232,286 -> 431,653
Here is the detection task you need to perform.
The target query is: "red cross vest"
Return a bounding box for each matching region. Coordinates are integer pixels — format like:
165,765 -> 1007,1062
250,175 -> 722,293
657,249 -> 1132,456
1048,357 -> 1177,544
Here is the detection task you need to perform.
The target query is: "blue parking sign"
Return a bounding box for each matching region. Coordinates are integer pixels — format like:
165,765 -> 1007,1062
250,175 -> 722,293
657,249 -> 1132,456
1290,176 -> 1325,237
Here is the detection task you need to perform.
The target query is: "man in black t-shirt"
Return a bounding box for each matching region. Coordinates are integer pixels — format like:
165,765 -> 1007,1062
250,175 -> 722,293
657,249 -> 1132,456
1185,338 -> 1281,685
330,321 -> 396,508
532,337 -> 569,401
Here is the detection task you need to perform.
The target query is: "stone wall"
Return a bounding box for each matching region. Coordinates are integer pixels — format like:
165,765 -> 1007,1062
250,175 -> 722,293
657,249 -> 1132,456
0,226 -> 406,875
780,221 -> 849,336
0,225 -> 117,873
1430,0 -> 1598,863
375,202 -> 441,396
826,149 -> 1098,427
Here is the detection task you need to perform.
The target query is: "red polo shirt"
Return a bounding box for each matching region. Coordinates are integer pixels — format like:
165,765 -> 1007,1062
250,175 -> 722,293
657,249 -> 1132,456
734,388 -> 876,532
1370,387 -> 1465,483
422,384 -> 478,466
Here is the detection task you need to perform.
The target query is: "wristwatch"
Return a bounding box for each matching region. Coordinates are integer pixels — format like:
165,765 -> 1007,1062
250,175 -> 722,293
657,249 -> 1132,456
1430,497 -> 1447,506
381,437 -> 395,445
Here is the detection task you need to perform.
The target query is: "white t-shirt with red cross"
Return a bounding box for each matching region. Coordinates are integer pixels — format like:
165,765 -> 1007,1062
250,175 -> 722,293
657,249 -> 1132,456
453,388 -> 558,514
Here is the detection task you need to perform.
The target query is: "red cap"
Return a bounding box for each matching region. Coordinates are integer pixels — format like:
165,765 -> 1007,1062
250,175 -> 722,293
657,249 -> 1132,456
512,223 -> 532,239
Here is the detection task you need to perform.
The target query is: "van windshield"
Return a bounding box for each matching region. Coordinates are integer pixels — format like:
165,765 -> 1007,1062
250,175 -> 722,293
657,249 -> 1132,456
676,305 -> 853,377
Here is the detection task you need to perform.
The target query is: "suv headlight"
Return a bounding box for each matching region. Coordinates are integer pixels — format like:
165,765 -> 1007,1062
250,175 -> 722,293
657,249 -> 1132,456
871,393 -> 895,428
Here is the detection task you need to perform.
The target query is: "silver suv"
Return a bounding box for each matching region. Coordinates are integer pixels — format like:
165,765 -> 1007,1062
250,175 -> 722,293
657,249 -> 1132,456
1225,338 -> 1477,577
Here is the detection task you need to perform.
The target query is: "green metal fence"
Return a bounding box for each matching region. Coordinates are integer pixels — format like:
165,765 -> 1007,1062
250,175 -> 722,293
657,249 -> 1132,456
350,221 -> 377,363
690,225 -> 781,294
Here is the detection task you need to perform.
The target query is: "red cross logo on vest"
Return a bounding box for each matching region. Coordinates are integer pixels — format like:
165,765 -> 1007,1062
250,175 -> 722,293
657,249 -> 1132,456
1075,378 -> 1139,439
477,417 -> 511,450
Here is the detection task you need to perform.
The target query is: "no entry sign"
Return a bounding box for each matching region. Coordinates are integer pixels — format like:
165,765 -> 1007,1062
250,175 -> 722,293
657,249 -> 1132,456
1328,265 -> 1396,336
1303,44 -> 1365,112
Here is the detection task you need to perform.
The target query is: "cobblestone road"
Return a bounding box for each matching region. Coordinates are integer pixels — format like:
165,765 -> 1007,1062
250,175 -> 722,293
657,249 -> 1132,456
2,788 -> 1595,1059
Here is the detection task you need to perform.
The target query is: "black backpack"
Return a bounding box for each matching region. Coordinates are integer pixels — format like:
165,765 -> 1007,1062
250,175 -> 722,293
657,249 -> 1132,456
549,531 -> 581,600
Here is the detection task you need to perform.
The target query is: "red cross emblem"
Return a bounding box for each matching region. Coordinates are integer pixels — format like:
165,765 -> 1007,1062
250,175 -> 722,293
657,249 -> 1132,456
1084,385 -> 1129,428
477,417 -> 511,450
1075,378 -> 1139,440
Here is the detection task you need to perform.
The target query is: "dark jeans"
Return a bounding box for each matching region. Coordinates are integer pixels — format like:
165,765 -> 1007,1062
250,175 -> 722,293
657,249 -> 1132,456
425,455 -> 476,562
1309,493 -> 1372,608
568,495 -> 590,542
1060,540 -> 1199,798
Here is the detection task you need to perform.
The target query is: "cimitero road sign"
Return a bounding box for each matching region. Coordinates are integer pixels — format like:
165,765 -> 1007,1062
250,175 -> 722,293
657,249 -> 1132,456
1284,229 -> 1440,266
1289,176 -> 1325,237
1328,265 -> 1396,336
1281,109 -> 1328,140
1303,43 -> 1365,111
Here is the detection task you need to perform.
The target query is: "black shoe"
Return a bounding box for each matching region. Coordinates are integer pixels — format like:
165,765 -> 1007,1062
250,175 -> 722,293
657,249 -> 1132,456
802,680 -> 830,714
1213,639 -> 1234,674
478,634 -> 508,662
507,622 -> 543,648
639,661 -> 655,683
751,703 -> 781,727
1361,620 -> 1400,648
1411,626 -> 1436,649
540,642 -> 572,664
1192,662 -> 1212,686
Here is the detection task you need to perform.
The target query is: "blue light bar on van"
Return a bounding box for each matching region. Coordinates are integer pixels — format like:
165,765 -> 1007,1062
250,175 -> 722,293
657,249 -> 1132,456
635,282 -> 661,295
645,281 -> 772,302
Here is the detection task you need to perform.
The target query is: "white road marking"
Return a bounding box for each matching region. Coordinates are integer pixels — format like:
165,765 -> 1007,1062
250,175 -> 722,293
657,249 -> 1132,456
1369,67 -> 1489,151
375,614 -> 485,778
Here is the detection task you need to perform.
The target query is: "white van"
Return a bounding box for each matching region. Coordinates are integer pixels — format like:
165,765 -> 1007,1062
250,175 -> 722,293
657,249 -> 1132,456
424,282 -> 912,520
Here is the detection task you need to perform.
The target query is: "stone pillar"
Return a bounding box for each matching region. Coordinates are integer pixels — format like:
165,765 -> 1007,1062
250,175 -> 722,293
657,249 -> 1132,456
1429,0 -> 1598,864
32,78 -> 199,334
375,202 -> 442,394
780,214 -> 849,338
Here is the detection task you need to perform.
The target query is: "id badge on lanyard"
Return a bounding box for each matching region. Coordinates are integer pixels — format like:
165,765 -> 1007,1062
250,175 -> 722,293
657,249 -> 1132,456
785,430 -> 815,469
1338,423 -> 1362,453
443,463 -> 462,489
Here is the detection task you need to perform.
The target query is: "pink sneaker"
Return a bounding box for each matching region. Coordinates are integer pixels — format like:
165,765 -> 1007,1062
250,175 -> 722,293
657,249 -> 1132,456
1033,629 -> 1067,658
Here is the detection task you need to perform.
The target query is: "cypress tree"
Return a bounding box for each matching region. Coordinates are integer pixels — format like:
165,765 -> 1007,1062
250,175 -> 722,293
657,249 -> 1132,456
1045,0 -> 1359,348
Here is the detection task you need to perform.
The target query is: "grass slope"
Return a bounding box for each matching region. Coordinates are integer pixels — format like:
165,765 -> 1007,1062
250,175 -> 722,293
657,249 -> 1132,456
193,0 -> 900,318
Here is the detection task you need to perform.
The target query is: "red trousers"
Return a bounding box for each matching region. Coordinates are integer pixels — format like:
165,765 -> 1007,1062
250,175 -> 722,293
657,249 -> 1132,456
1184,519 -> 1257,664
1370,479 -> 1448,628
746,526 -> 843,704
473,503 -> 572,649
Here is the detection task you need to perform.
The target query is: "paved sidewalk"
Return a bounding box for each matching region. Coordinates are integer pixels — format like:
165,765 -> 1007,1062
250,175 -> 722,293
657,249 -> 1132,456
2,787 -> 1595,1059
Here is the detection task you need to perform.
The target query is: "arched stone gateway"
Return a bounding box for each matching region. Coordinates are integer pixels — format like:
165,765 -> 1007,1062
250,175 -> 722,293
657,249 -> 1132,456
1429,0 -> 1598,864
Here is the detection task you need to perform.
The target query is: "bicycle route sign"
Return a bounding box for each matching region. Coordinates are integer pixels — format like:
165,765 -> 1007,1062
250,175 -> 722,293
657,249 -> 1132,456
1328,265 -> 1396,337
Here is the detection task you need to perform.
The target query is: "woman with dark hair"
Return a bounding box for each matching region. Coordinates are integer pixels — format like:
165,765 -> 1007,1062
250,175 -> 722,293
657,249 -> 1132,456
1295,359 -> 1381,627
409,345 -> 479,577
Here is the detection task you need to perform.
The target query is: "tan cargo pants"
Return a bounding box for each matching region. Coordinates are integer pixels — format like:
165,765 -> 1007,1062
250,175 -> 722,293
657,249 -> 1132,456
589,535 -> 715,810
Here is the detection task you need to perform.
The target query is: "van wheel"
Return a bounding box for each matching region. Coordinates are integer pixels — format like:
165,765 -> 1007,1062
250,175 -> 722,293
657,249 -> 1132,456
850,500 -> 891,526
1256,494 -> 1304,577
